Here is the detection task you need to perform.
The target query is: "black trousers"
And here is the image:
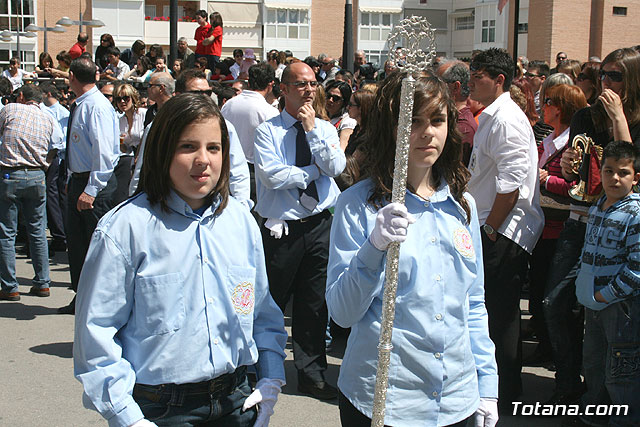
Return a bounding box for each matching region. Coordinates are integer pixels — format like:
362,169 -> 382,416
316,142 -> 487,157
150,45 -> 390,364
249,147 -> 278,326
338,390 -> 472,427
45,154 -> 66,243
65,173 -> 117,291
528,237 -> 558,355
481,232 -> 529,404
261,211 -> 331,382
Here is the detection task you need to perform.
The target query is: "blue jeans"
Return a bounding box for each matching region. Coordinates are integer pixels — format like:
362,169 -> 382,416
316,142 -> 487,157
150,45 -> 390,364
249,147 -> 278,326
580,298 -> 640,427
543,218 -> 585,394
133,369 -> 257,426
0,169 -> 50,292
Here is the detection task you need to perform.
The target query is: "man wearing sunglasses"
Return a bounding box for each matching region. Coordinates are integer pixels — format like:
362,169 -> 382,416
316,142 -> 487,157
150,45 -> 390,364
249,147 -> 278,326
254,62 -> 345,401
550,51 -> 567,74
524,60 -> 549,115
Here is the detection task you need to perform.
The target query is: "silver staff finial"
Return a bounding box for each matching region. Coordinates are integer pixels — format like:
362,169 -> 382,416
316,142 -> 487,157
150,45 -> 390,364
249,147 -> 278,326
387,16 -> 437,75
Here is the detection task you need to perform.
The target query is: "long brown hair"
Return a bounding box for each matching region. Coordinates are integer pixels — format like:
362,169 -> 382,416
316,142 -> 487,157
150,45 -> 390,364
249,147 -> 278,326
361,70 -> 471,222
136,93 -> 230,214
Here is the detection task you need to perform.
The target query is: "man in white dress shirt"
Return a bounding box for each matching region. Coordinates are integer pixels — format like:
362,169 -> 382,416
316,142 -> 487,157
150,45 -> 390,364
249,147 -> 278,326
221,62 -> 278,209
467,48 -> 544,411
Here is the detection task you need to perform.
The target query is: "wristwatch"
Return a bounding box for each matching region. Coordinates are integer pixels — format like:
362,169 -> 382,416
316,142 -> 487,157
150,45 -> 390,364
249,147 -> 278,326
482,223 -> 496,237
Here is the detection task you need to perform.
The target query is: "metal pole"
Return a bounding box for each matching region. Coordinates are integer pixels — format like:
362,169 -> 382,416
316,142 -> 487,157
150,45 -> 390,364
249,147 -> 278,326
79,7 -> 83,34
512,0 -> 520,61
44,19 -> 48,53
342,0 -> 353,72
169,0 -> 178,69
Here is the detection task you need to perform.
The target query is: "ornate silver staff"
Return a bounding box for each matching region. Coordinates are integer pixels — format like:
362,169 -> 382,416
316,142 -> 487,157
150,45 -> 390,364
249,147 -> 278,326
371,16 -> 437,427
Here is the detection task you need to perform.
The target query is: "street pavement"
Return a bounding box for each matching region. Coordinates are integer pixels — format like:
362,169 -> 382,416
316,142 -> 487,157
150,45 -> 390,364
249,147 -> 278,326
1,248 -> 563,426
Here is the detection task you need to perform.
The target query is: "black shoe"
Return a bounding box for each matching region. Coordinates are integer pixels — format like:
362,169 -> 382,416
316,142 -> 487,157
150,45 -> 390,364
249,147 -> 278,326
57,297 -> 76,315
49,239 -> 67,252
298,379 -> 338,400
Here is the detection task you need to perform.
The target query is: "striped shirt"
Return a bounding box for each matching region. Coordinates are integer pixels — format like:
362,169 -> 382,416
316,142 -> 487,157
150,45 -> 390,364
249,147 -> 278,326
0,102 -> 57,168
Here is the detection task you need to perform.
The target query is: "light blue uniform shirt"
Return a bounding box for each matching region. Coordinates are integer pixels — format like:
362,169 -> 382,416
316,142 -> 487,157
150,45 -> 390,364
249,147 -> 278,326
67,85 -> 120,197
41,101 -> 70,136
73,191 -> 287,427
38,103 -> 65,151
254,109 -> 345,219
326,179 -> 498,427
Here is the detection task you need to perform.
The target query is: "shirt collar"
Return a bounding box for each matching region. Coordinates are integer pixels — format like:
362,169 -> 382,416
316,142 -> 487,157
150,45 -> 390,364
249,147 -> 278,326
281,109 -> 298,129
597,192 -> 640,211
166,189 -> 220,218
406,179 -> 468,220
76,85 -> 99,105
543,127 -> 570,153
480,92 -> 512,118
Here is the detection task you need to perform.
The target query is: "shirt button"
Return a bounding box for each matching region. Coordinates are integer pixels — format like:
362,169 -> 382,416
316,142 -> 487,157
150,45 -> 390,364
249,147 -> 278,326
435,313 -> 443,321
424,202 -> 430,207
435,274 -> 441,281
432,391 -> 438,397
435,352 -> 442,359
207,297 -> 214,304
203,257 -> 209,264
431,237 -> 436,243
214,339 -> 219,345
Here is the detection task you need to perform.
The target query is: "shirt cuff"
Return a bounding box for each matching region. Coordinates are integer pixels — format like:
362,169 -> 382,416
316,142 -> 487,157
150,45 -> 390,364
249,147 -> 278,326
599,285 -> 620,305
105,396 -> 144,427
84,183 -> 100,198
478,374 -> 499,399
495,177 -> 521,194
359,238 -> 386,271
301,164 -> 320,183
256,349 -> 286,383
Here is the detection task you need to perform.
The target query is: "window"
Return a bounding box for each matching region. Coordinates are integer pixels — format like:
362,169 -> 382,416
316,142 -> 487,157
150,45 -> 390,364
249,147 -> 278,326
0,0 -> 36,71
404,9 -> 447,30
162,5 -> 185,18
145,5 -> 157,18
455,16 -> 474,30
518,23 -> 528,34
364,50 -> 387,67
265,8 -> 309,40
482,19 -> 496,43
613,7 -> 627,16
359,13 -> 399,41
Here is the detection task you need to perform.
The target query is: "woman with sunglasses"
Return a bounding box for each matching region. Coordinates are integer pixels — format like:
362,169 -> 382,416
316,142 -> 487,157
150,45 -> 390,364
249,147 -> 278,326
95,33 -> 115,71
112,84 -> 147,204
543,47 -> 640,409
325,80 -> 357,151
575,62 -> 601,105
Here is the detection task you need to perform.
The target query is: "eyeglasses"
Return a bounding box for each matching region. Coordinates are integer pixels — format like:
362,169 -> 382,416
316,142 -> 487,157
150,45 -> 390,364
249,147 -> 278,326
328,94 -> 343,102
148,83 -> 164,89
599,70 -> 623,83
103,93 -> 113,99
524,72 -> 541,78
115,95 -> 131,103
557,56 -> 567,61
543,97 -> 554,106
187,89 -> 213,97
286,81 -> 319,89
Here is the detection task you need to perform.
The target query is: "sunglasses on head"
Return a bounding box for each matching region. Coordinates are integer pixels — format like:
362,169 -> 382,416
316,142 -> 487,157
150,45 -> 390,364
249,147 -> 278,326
599,70 -> 623,83
115,95 -> 131,103
328,94 -> 343,102
187,89 -> 213,97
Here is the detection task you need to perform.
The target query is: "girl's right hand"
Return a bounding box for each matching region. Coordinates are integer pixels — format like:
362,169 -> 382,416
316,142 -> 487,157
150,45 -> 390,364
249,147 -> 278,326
369,202 -> 416,251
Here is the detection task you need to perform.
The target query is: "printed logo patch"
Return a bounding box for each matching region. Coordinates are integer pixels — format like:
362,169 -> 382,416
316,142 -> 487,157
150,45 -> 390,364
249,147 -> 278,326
71,131 -> 80,143
232,281 -> 255,315
453,227 -> 475,259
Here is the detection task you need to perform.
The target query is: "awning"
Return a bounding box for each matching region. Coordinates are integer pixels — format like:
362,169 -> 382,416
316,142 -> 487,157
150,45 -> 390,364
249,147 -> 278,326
449,8 -> 474,18
359,6 -> 403,13
209,2 -> 260,28
263,1 -> 311,9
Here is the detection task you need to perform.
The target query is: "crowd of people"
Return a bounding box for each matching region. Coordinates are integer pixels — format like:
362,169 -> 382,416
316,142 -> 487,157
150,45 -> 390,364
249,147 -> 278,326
1,10 -> 639,426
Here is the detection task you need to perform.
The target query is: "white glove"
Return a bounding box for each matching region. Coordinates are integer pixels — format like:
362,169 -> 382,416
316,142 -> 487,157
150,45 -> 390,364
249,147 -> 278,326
265,218 -> 289,239
242,378 -> 284,427
369,202 -> 416,251
474,398 -> 499,427
128,419 -> 158,427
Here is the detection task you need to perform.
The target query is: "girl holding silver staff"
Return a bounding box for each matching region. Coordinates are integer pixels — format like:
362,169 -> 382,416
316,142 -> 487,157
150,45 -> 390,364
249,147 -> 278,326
326,70 -> 499,426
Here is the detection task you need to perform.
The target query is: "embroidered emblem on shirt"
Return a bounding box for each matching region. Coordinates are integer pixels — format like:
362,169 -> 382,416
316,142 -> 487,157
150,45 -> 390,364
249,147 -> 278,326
71,131 -> 80,143
232,281 -> 255,315
453,227 -> 475,259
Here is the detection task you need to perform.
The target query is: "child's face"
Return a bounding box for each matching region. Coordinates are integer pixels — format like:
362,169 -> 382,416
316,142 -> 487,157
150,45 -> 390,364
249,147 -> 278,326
408,103 -> 448,171
170,118 -> 223,210
601,156 -> 639,204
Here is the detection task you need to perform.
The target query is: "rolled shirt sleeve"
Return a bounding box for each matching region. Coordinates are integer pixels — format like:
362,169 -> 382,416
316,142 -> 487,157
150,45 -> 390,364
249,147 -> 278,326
491,120 -> 532,196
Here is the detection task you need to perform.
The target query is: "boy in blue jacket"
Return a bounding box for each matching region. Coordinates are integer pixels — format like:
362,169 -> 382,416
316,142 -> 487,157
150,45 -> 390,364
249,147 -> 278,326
575,140 -> 640,426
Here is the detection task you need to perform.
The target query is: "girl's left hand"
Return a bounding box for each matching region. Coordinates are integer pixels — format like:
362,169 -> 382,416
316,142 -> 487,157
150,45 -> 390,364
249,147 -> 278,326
599,89 -> 625,122
474,398 -> 499,427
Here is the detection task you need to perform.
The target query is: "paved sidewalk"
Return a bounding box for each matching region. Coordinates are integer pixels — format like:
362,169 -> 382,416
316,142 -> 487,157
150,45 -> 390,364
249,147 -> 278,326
1,249 -> 562,426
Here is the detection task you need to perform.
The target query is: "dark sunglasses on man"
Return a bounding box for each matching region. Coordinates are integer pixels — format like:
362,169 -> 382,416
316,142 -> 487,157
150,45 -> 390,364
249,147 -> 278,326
599,69 -> 623,83
187,89 -> 213,97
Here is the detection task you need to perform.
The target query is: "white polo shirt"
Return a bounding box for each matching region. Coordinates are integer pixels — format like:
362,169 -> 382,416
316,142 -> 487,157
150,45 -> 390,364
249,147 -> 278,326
468,92 -> 544,254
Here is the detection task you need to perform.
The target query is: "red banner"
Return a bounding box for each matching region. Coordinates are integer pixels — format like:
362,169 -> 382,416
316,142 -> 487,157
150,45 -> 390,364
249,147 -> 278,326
498,0 -> 509,14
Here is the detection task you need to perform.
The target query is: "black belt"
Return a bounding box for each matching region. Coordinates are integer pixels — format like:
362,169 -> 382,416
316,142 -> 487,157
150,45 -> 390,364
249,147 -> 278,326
71,172 -> 90,179
1,166 -> 44,172
291,209 -> 331,224
133,366 -> 247,403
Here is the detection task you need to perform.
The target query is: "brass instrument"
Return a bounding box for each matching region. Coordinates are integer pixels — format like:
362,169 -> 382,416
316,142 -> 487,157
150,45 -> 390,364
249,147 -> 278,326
569,134 -> 604,203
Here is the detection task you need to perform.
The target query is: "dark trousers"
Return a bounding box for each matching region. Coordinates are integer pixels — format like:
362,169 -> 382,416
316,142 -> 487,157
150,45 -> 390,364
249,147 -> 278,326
528,237 -> 558,355
481,232 -> 529,403
338,390 -> 472,427
112,155 -> 133,206
133,368 -> 257,427
66,173 -> 117,291
580,299 -> 640,427
45,154 -> 66,243
543,219 -> 586,394
261,211 -> 331,382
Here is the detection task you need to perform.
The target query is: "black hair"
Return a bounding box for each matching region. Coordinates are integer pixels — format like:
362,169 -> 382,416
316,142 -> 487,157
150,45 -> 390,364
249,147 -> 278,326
602,140 -> 640,172
175,69 -> 207,93
248,62 -> 275,91
325,80 -> 352,118
233,49 -> 244,58
0,77 -> 13,97
195,9 -> 207,19
38,82 -> 61,100
470,48 -> 515,91
107,47 -> 121,58
335,69 -> 354,86
217,86 -> 236,107
70,57 -> 98,84
16,84 -> 43,103
528,60 -> 550,78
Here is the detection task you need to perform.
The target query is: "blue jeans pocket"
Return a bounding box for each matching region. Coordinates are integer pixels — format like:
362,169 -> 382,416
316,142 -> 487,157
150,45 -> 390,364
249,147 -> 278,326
133,387 -> 172,421
610,344 -> 640,379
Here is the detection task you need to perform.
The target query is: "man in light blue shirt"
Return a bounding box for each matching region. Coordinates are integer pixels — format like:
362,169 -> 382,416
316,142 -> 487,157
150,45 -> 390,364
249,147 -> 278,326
59,56 -> 120,315
254,62 -> 345,400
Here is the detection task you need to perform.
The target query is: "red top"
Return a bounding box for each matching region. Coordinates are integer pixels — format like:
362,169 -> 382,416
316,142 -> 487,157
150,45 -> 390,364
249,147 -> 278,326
210,26 -> 223,57
538,143 -> 574,240
195,24 -> 214,55
69,42 -> 86,60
